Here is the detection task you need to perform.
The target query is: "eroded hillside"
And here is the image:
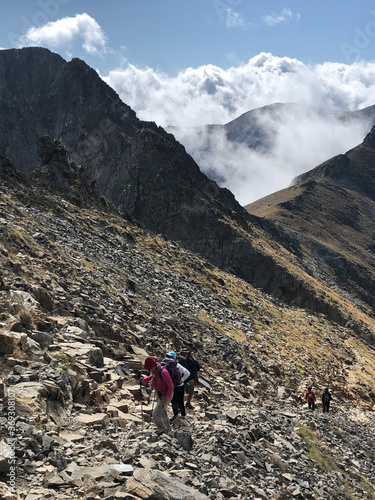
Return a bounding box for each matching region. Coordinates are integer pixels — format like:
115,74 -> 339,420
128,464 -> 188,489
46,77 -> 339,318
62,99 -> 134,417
1,155 -> 375,499
246,127 -> 375,341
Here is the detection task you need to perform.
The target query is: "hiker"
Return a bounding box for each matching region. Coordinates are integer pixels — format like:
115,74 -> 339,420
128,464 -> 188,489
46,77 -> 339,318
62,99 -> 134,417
178,348 -> 200,409
322,387 -> 332,413
141,356 -> 174,434
165,351 -> 190,422
305,387 -> 316,410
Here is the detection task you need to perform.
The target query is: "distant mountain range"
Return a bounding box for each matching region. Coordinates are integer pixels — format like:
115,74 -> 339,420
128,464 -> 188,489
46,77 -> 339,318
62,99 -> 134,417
0,47 -> 374,343
208,102 -> 375,152
168,102 -> 375,203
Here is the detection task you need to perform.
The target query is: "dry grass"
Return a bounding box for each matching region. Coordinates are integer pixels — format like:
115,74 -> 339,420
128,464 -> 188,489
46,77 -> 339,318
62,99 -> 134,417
297,424 -> 375,500
297,425 -> 340,472
18,306 -> 34,330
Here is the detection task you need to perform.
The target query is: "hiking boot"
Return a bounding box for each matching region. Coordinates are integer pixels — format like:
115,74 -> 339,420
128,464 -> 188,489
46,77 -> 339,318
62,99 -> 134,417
186,403 -> 194,409
170,415 -> 178,423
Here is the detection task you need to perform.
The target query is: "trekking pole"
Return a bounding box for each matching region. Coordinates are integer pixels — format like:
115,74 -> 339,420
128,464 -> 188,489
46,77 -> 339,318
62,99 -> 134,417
139,378 -> 144,431
136,370 -> 144,431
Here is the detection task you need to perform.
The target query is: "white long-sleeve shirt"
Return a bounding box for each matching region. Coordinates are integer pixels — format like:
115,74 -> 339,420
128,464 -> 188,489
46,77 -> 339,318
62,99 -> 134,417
177,363 -> 190,387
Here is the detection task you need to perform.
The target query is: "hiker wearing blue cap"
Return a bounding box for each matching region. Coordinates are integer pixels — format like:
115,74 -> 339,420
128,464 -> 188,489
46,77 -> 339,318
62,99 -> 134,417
165,351 -> 190,422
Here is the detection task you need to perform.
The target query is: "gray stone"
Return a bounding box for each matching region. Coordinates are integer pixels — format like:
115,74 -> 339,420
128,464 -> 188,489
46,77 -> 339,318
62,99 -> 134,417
126,468 -> 208,499
0,331 -> 14,355
31,331 -> 54,348
86,347 -> 104,367
74,413 -> 109,427
0,440 -> 12,472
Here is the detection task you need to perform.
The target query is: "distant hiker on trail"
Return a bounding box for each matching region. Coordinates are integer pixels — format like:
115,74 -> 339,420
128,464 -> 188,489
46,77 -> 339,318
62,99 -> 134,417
305,387 -> 317,410
165,351 -> 190,422
178,348 -> 201,409
322,388 -> 332,413
141,356 -> 174,435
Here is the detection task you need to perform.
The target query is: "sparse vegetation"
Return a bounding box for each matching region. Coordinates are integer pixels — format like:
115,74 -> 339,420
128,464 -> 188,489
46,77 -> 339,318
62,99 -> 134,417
50,352 -> 70,363
269,454 -> 289,472
18,306 -> 34,330
297,425 -> 340,472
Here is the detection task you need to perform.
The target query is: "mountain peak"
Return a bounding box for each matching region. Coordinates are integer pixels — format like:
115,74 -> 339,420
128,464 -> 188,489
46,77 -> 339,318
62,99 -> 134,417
363,124 -> 375,146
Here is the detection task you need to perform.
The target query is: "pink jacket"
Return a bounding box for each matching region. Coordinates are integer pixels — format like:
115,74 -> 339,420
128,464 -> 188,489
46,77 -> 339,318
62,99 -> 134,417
143,366 -> 174,402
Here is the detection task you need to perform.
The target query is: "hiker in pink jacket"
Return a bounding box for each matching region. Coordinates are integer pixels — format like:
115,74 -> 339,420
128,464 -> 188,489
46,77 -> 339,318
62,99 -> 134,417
141,356 -> 174,434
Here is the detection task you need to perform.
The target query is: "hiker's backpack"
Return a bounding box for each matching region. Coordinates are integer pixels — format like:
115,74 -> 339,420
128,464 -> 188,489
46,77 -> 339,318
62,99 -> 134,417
160,358 -> 182,388
193,356 -> 201,372
323,392 -> 330,403
191,356 -> 201,383
308,393 -> 314,402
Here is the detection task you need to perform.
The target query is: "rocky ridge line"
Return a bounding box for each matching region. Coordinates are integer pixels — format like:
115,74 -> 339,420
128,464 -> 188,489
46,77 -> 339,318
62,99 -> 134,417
0,151 -> 375,499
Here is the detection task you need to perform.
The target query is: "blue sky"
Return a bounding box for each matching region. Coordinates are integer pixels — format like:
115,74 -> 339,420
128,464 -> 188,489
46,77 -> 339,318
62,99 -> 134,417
1,1 -> 375,204
2,0 -> 375,74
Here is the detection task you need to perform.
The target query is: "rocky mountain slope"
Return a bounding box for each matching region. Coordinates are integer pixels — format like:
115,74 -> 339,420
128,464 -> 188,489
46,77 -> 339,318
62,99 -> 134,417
0,144 -> 375,499
1,48 -> 374,343
246,127 -> 375,335
0,47 -> 276,296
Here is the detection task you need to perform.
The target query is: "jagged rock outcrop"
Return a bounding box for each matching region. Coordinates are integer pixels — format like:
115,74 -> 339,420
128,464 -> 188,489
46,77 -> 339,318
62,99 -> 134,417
31,135 -> 108,210
1,47 -> 375,339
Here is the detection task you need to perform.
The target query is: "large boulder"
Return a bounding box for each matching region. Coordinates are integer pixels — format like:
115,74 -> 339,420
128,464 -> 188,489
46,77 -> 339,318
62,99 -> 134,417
125,468 -> 208,499
0,332 -> 14,355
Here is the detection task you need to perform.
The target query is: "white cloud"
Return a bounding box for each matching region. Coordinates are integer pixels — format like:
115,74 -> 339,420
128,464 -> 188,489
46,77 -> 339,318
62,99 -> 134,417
104,53 -> 375,129
226,9 -> 246,28
103,52 -> 375,205
175,109 -> 370,205
264,8 -> 297,26
19,13 -> 107,56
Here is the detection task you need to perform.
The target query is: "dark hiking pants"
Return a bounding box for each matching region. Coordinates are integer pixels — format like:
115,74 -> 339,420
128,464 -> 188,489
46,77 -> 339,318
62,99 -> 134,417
172,385 -> 186,417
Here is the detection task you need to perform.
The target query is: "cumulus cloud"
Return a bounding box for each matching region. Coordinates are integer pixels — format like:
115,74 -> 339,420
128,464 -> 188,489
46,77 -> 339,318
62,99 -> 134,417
225,9 -> 246,28
19,13 -> 107,56
264,8 -> 298,26
103,52 -> 375,205
104,53 -> 375,130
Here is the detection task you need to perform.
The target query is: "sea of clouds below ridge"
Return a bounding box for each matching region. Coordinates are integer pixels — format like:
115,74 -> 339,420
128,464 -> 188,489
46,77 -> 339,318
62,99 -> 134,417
102,53 -> 375,204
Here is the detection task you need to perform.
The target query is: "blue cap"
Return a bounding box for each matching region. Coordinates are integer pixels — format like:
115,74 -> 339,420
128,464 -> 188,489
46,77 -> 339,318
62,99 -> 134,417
166,351 -> 177,359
